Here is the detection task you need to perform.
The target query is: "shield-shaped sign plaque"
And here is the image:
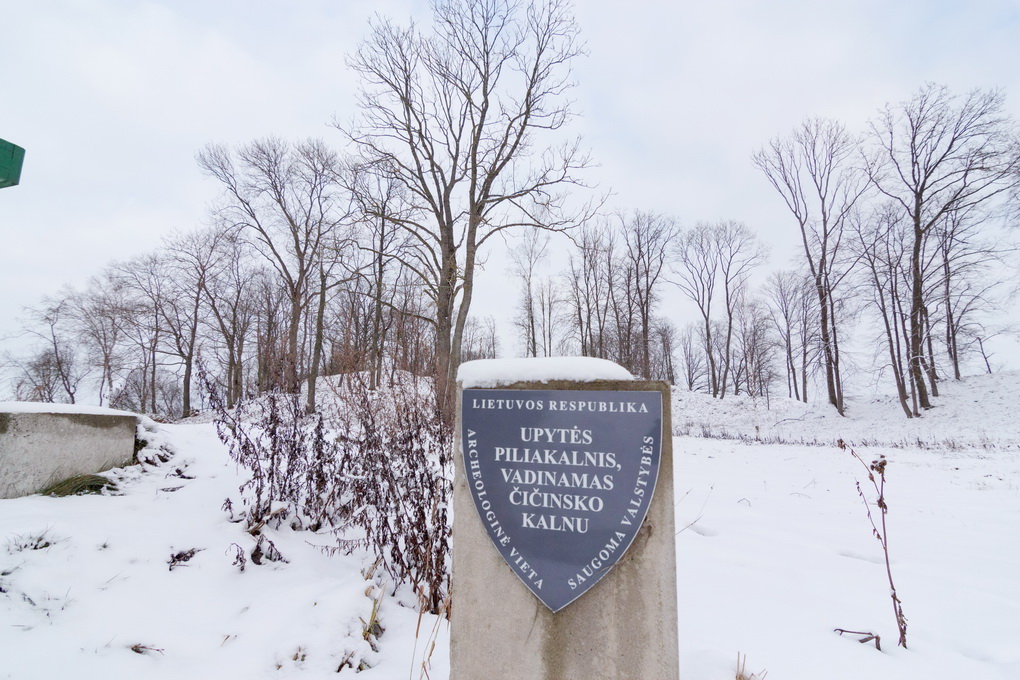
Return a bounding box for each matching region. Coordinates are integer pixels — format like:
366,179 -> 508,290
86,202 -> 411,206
461,388 -> 663,612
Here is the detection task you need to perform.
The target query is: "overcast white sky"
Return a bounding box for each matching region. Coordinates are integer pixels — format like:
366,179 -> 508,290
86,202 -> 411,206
2,0 -> 1019,358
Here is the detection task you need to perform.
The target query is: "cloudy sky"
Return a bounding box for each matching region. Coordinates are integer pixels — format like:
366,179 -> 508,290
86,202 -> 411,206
2,0 -> 1019,354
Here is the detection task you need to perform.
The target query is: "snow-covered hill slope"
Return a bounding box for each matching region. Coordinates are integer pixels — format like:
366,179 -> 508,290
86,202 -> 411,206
674,370 -> 1019,448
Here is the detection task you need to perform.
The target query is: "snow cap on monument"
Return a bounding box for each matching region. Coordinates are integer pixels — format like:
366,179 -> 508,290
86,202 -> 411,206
458,356 -> 634,388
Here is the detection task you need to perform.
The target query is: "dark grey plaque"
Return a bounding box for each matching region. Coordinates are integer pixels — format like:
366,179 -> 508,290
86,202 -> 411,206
461,388 -> 663,612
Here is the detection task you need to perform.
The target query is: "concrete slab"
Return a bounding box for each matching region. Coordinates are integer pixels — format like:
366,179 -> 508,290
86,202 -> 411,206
0,409 -> 138,499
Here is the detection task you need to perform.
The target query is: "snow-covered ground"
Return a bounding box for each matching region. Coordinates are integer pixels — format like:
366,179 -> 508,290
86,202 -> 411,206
2,373 -> 1019,679
673,370 -> 1018,449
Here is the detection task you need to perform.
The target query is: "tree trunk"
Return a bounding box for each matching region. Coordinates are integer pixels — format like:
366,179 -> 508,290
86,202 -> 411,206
922,305 -> 939,397
719,316 -> 734,399
182,354 -> 193,418
909,213 -> 932,410
370,216 -> 386,391
306,270 -> 328,414
801,338 -> 808,403
703,316 -> 718,397
286,292 -> 303,394
816,279 -> 843,414
829,295 -> 845,415
150,314 -> 159,414
883,288 -> 914,418
434,245 -> 459,426
977,337 -> 993,374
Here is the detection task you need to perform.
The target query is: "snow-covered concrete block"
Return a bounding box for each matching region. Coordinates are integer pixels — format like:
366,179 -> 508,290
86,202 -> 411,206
0,403 -> 138,499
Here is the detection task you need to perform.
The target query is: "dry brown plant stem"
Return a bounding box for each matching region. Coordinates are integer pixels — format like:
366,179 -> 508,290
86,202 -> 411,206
838,439 -> 908,649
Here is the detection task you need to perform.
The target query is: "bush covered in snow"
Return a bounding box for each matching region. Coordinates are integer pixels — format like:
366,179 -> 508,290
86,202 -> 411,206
206,372 -> 452,616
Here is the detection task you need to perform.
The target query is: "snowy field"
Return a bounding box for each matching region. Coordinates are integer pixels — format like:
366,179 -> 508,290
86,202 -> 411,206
2,373 -> 1019,679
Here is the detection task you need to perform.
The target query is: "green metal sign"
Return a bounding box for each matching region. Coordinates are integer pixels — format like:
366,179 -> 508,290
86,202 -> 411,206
0,138 -> 26,188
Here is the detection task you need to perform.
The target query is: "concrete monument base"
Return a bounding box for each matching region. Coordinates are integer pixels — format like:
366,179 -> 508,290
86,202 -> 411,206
452,375 -> 679,680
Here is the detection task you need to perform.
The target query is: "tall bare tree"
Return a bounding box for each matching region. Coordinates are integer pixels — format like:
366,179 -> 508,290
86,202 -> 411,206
671,222 -> 721,395
199,138 -> 348,397
111,254 -> 167,414
672,221 -> 766,397
462,315 -> 501,361
202,227 -> 258,408
763,270 -> 816,402
509,229 -> 550,357
732,294 -> 778,399
9,294 -> 89,403
341,0 -> 592,419
754,118 -> 865,414
932,206 -> 1011,380
852,205 -> 916,417
69,273 -> 128,406
864,84 -> 1020,409
564,219 -> 616,359
716,221 -> 768,397
651,318 -> 678,385
620,211 -> 679,379
346,161 -> 418,389
676,323 -> 707,392
162,228 -> 228,417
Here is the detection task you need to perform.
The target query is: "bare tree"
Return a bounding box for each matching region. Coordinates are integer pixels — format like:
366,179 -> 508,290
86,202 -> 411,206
671,222 -> 721,395
721,226 -> 768,397
754,118 -> 865,414
346,161 -> 418,389
249,268 -> 291,393
510,229 -> 550,357
13,295 -> 90,403
462,315 -> 501,361
161,228 -> 227,417
763,270 -> 816,402
306,218 -> 357,413
9,348 -> 71,403
202,227 -> 258,408
341,0 -> 593,420
388,274 -> 437,378
199,138 -> 348,397
651,317 -> 678,384
676,323 -> 707,392
864,84 -> 1020,409
933,206 -> 1013,380
536,277 -> 570,357
68,273 -> 129,406
852,205 -> 916,417
564,219 -> 617,359
110,254 -> 167,414
673,221 -> 766,397
732,294 -> 778,400
620,211 -> 679,378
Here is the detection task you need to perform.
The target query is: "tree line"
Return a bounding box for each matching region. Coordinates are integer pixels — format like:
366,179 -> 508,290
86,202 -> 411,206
3,0 -> 1018,420
509,84 -> 1019,418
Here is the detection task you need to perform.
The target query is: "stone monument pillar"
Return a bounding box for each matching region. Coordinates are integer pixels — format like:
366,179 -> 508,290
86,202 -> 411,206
451,358 -> 679,679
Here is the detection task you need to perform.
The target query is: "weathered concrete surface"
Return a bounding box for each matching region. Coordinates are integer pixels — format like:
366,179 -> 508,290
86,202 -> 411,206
0,410 -> 137,499
451,379 -> 680,680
